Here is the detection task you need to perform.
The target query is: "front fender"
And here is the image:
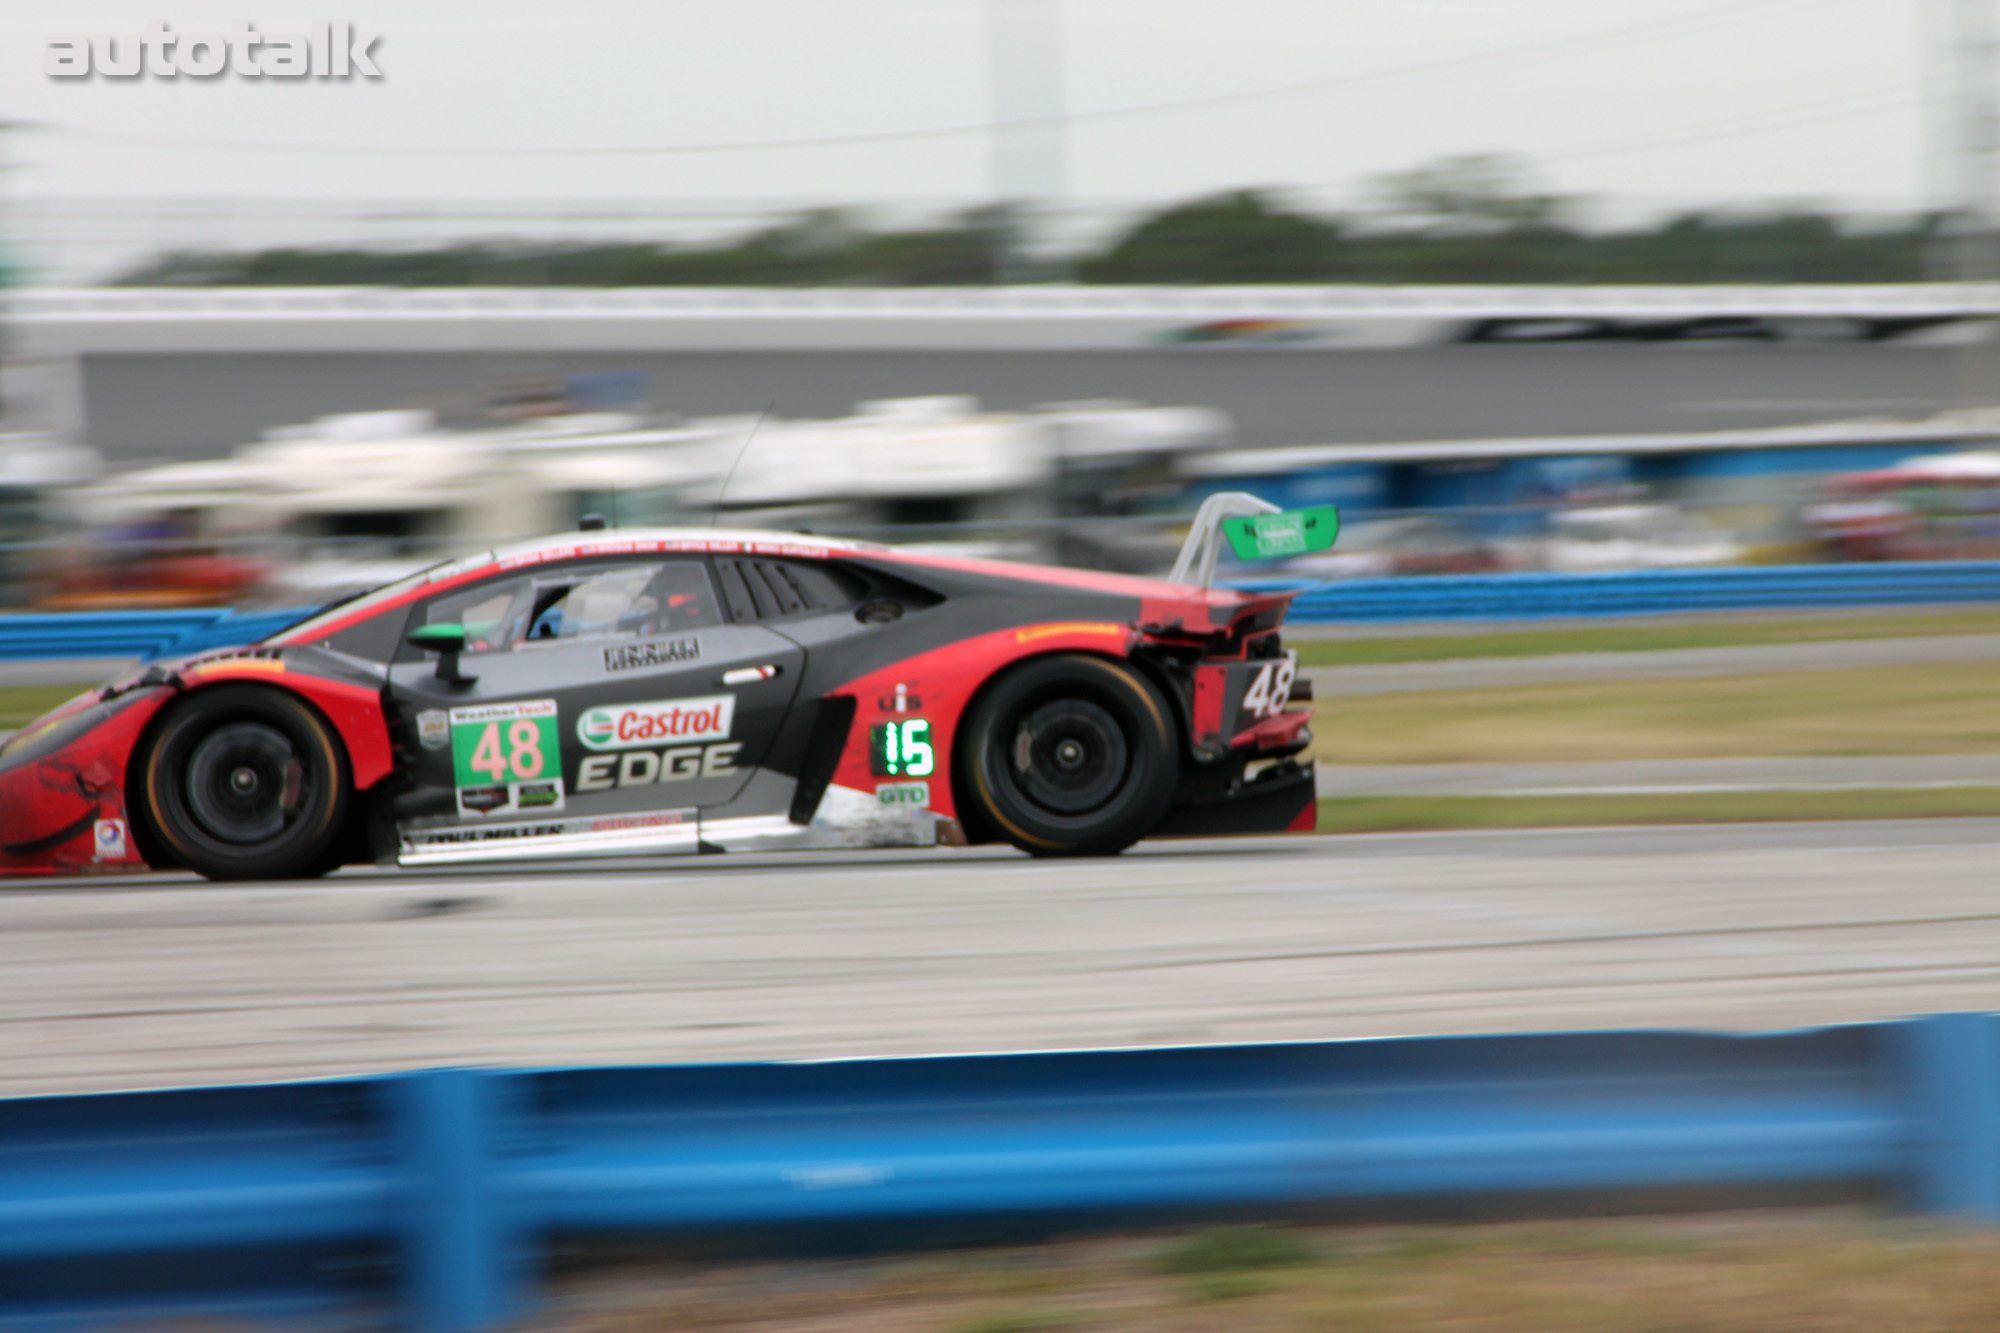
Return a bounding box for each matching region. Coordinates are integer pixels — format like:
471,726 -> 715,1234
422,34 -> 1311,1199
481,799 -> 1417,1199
0,687 -> 174,875
174,658 -> 395,791
0,657 -> 397,878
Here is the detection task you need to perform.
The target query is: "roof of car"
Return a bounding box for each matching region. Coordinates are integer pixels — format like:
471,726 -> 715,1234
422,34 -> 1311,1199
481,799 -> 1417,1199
489,527 -> 884,565
271,521 -> 1252,648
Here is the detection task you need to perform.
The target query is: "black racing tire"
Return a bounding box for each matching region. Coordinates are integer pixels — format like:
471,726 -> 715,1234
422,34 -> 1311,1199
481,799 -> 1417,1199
958,653 -> 1177,857
136,685 -> 352,882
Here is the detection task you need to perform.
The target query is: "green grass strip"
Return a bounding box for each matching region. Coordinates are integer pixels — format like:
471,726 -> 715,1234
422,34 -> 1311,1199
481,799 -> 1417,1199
1310,662 -> 2000,764
1315,787 -> 2000,833
1292,608 -> 2000,668
0,684 -> 97,730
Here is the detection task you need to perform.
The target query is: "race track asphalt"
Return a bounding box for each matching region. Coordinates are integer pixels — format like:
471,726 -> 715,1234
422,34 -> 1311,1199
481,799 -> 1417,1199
4,819 -> 1996,1097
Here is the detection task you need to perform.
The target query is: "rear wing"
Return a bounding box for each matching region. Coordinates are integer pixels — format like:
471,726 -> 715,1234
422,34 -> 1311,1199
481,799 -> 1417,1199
1169,492 -> 1340,588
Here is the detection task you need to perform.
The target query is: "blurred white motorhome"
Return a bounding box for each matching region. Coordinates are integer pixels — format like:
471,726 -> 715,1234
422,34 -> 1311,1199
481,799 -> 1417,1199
60,396 -> 1229,601
63,408 -> 702,604
1540,504 -> 1745,573
0,430 -> 101,605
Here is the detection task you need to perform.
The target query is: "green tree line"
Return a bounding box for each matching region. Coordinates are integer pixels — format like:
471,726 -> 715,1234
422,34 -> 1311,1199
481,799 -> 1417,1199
117,158 -> 1955,288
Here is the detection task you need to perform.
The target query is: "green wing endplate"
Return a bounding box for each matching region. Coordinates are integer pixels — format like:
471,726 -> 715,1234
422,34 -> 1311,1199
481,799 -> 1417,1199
1220,506 -> 1340,561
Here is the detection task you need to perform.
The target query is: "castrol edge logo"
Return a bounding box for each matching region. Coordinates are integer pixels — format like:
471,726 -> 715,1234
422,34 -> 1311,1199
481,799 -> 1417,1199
577,695 -> 735,750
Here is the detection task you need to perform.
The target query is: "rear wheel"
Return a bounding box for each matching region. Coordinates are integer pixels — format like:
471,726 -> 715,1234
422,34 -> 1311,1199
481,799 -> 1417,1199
959,654 -> 1177,857
137,685 -> 351,881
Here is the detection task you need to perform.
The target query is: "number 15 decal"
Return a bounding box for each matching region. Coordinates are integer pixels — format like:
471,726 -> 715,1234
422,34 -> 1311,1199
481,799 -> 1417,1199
1241,654 -> 1297,719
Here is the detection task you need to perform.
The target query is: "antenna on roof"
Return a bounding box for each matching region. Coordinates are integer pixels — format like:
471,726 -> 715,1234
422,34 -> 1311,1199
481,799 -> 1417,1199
710,399 -> 777,528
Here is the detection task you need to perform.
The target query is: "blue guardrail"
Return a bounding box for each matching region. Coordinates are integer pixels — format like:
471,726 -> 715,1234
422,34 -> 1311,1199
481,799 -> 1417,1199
1246,559 -> 2000,623
0,563 -> 1998,663
0,607 -> 316,663
1,1014 -> 1996,1331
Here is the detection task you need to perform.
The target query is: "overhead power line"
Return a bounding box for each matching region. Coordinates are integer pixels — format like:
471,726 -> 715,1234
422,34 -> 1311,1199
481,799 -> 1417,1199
1544,84 -> 1932,165
50,0 -> 1805,160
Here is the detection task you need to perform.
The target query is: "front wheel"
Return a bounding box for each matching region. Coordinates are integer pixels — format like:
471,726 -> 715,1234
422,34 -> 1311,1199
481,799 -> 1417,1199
959,654 -> 1177,857
136,685 -> 352,881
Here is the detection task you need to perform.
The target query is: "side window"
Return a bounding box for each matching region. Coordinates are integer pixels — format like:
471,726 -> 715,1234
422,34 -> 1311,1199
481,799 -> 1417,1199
715,558 -> 863,623
520,562 -> 720,644
426,578 -> 533,656
418,561 -> 721,657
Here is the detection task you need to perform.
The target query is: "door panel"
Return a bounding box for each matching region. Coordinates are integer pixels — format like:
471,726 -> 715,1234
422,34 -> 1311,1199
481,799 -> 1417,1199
385,559 -> 804,851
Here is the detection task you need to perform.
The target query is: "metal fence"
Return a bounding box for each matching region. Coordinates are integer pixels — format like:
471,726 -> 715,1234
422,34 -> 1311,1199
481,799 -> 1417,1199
3,1015 -> 1995,1332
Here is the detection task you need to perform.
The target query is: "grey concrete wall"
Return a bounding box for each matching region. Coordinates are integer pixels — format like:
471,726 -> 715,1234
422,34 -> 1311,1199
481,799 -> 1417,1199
80,343 -> 1962,464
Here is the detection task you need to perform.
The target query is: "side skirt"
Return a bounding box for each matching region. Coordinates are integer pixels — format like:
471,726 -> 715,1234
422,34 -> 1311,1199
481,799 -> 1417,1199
396,783 -> 945,866
399,810 -> 700,867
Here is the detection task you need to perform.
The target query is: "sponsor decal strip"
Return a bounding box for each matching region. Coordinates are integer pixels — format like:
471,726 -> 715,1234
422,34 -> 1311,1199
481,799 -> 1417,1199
448,698 -> 563,817
455,779 -> 565,818
497,539 -> 840,572
416,709 -> 450,750
576,743 -> 741,791
605,637 -> 700,673
876,782 -> 929,808
1013,621 -> 1126,644
187,658 -> 286,678
408,808 -> 692,847
577,694 -> 735,751
93,818 -> 129,861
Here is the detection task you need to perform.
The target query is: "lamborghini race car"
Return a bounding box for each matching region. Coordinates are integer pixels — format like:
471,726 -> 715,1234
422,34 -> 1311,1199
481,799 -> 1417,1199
0,510 -> 1317,880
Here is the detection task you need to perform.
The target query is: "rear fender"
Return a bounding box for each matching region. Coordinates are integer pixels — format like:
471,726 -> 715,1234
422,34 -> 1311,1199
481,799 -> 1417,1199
825,622 -> 1140,823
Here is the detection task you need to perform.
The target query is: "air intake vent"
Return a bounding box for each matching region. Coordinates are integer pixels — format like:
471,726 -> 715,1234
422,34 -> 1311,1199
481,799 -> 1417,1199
789,696 -> 857,825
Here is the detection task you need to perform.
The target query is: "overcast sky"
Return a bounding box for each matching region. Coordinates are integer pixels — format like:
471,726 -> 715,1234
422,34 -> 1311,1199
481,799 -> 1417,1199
0,0 -> 1955,276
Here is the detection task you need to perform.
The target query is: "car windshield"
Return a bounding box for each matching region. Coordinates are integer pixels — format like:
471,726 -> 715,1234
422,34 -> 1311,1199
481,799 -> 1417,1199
422,560 -> 722,655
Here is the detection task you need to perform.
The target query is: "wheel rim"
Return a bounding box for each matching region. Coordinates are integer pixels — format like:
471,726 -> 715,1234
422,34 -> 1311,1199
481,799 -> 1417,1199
183,722 -> 307,845
1007,699 -> 1129,816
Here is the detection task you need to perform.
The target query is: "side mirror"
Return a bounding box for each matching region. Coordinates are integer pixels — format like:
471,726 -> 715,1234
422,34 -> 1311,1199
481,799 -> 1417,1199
407,623 -> 475,685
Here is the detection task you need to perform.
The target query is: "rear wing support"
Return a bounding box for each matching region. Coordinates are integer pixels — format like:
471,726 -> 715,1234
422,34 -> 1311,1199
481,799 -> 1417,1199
1168,492 -> 1280,589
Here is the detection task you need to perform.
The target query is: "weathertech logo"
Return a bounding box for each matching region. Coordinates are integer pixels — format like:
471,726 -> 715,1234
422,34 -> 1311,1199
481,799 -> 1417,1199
578,694 -> 735,751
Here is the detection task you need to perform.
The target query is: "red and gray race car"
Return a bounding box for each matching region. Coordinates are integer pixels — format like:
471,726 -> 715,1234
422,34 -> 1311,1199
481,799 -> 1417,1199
1,505 -> 1320,880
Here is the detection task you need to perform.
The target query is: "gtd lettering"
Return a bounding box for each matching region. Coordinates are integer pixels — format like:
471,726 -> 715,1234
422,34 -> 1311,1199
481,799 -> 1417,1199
44,22 -> 383,79
575,743 -> 742,792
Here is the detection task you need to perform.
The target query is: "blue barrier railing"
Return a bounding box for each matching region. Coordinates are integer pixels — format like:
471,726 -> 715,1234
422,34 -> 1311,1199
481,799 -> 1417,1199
2,1014 -> 1995,1332
0,607 -> 314,663
1253,560 -> 2000,622
1,563 -> 1998,664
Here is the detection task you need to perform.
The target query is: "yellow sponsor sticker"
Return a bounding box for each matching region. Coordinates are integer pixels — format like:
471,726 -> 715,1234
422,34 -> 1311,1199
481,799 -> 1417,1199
1013,622 -> 1126,644
190,659 -> 287,677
